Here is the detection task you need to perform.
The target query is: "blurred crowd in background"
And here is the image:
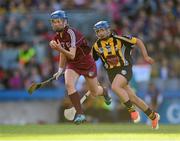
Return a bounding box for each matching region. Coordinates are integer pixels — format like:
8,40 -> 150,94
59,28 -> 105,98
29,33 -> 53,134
0,0 -> 179,91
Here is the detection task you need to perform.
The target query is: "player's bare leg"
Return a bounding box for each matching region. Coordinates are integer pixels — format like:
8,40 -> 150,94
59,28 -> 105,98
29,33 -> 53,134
125,84 -> 160,129
111,74 -> 140,123
85,76 -> 111,105
65,69 -> 86,124
124,85 -> 148,111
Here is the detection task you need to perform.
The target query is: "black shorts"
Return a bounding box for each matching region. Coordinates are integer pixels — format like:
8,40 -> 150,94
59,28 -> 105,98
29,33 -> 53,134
107,65 -> 132,83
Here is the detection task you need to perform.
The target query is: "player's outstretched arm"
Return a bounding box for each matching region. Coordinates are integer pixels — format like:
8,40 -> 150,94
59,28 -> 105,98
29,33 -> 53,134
136,38 -> 154,64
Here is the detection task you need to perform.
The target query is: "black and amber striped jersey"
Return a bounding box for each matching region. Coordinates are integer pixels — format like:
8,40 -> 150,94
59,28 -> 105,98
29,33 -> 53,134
92,34 -> 137,70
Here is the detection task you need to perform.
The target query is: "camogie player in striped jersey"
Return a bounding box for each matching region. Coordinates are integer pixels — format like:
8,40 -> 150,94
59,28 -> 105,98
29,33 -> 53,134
49,11 -> 111,124
92,21 -> 160,129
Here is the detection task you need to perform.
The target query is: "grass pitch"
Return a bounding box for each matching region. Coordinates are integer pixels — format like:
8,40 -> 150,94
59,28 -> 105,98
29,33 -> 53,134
0,123 -> 180,141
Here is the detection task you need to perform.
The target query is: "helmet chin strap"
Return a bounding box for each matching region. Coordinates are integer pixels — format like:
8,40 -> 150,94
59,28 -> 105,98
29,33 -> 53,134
55,27 -> 64,32
54,28 -> 63,32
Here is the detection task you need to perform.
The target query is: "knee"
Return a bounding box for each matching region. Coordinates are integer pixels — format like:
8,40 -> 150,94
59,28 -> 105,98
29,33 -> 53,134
90,90 -> 98,97
111,83 -> 118,92
89,87 -> 99,97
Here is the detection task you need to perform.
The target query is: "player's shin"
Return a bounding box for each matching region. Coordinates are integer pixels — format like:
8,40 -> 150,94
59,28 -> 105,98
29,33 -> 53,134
124,100 -> 136,113
144,108 -> 156,120
68,91 -> 83,114
64,91 -> 90,121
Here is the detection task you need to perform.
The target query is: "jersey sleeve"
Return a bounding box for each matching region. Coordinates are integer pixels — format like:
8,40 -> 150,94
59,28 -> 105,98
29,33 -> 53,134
67,28 -> 76,48
118,35 -> 137,47
92,43 -> 99,61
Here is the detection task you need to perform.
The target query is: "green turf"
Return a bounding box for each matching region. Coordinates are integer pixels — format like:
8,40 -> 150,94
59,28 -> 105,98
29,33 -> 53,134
0,123 -> 180,141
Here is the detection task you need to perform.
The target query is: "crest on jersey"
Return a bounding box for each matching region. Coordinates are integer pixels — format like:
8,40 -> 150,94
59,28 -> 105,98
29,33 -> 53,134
88,71 -> 95,77
105,43 -> 112,53
121,70 -> 127,75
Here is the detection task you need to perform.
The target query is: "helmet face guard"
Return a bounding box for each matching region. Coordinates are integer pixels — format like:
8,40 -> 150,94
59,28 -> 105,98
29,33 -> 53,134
50,10 -> 68,32
93,21 -> 110,39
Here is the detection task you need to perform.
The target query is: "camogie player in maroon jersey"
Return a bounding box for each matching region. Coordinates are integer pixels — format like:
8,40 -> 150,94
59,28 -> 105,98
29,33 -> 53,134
49,10 -> 111,124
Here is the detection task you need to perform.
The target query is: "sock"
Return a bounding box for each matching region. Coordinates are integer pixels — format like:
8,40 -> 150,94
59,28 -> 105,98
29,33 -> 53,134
144,108 -> 156,120
69,91 -> 83,114
124,100 -> 136,113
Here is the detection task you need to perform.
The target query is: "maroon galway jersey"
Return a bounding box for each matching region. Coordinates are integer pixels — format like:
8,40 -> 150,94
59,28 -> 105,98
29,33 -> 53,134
54,26 -> 95,71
